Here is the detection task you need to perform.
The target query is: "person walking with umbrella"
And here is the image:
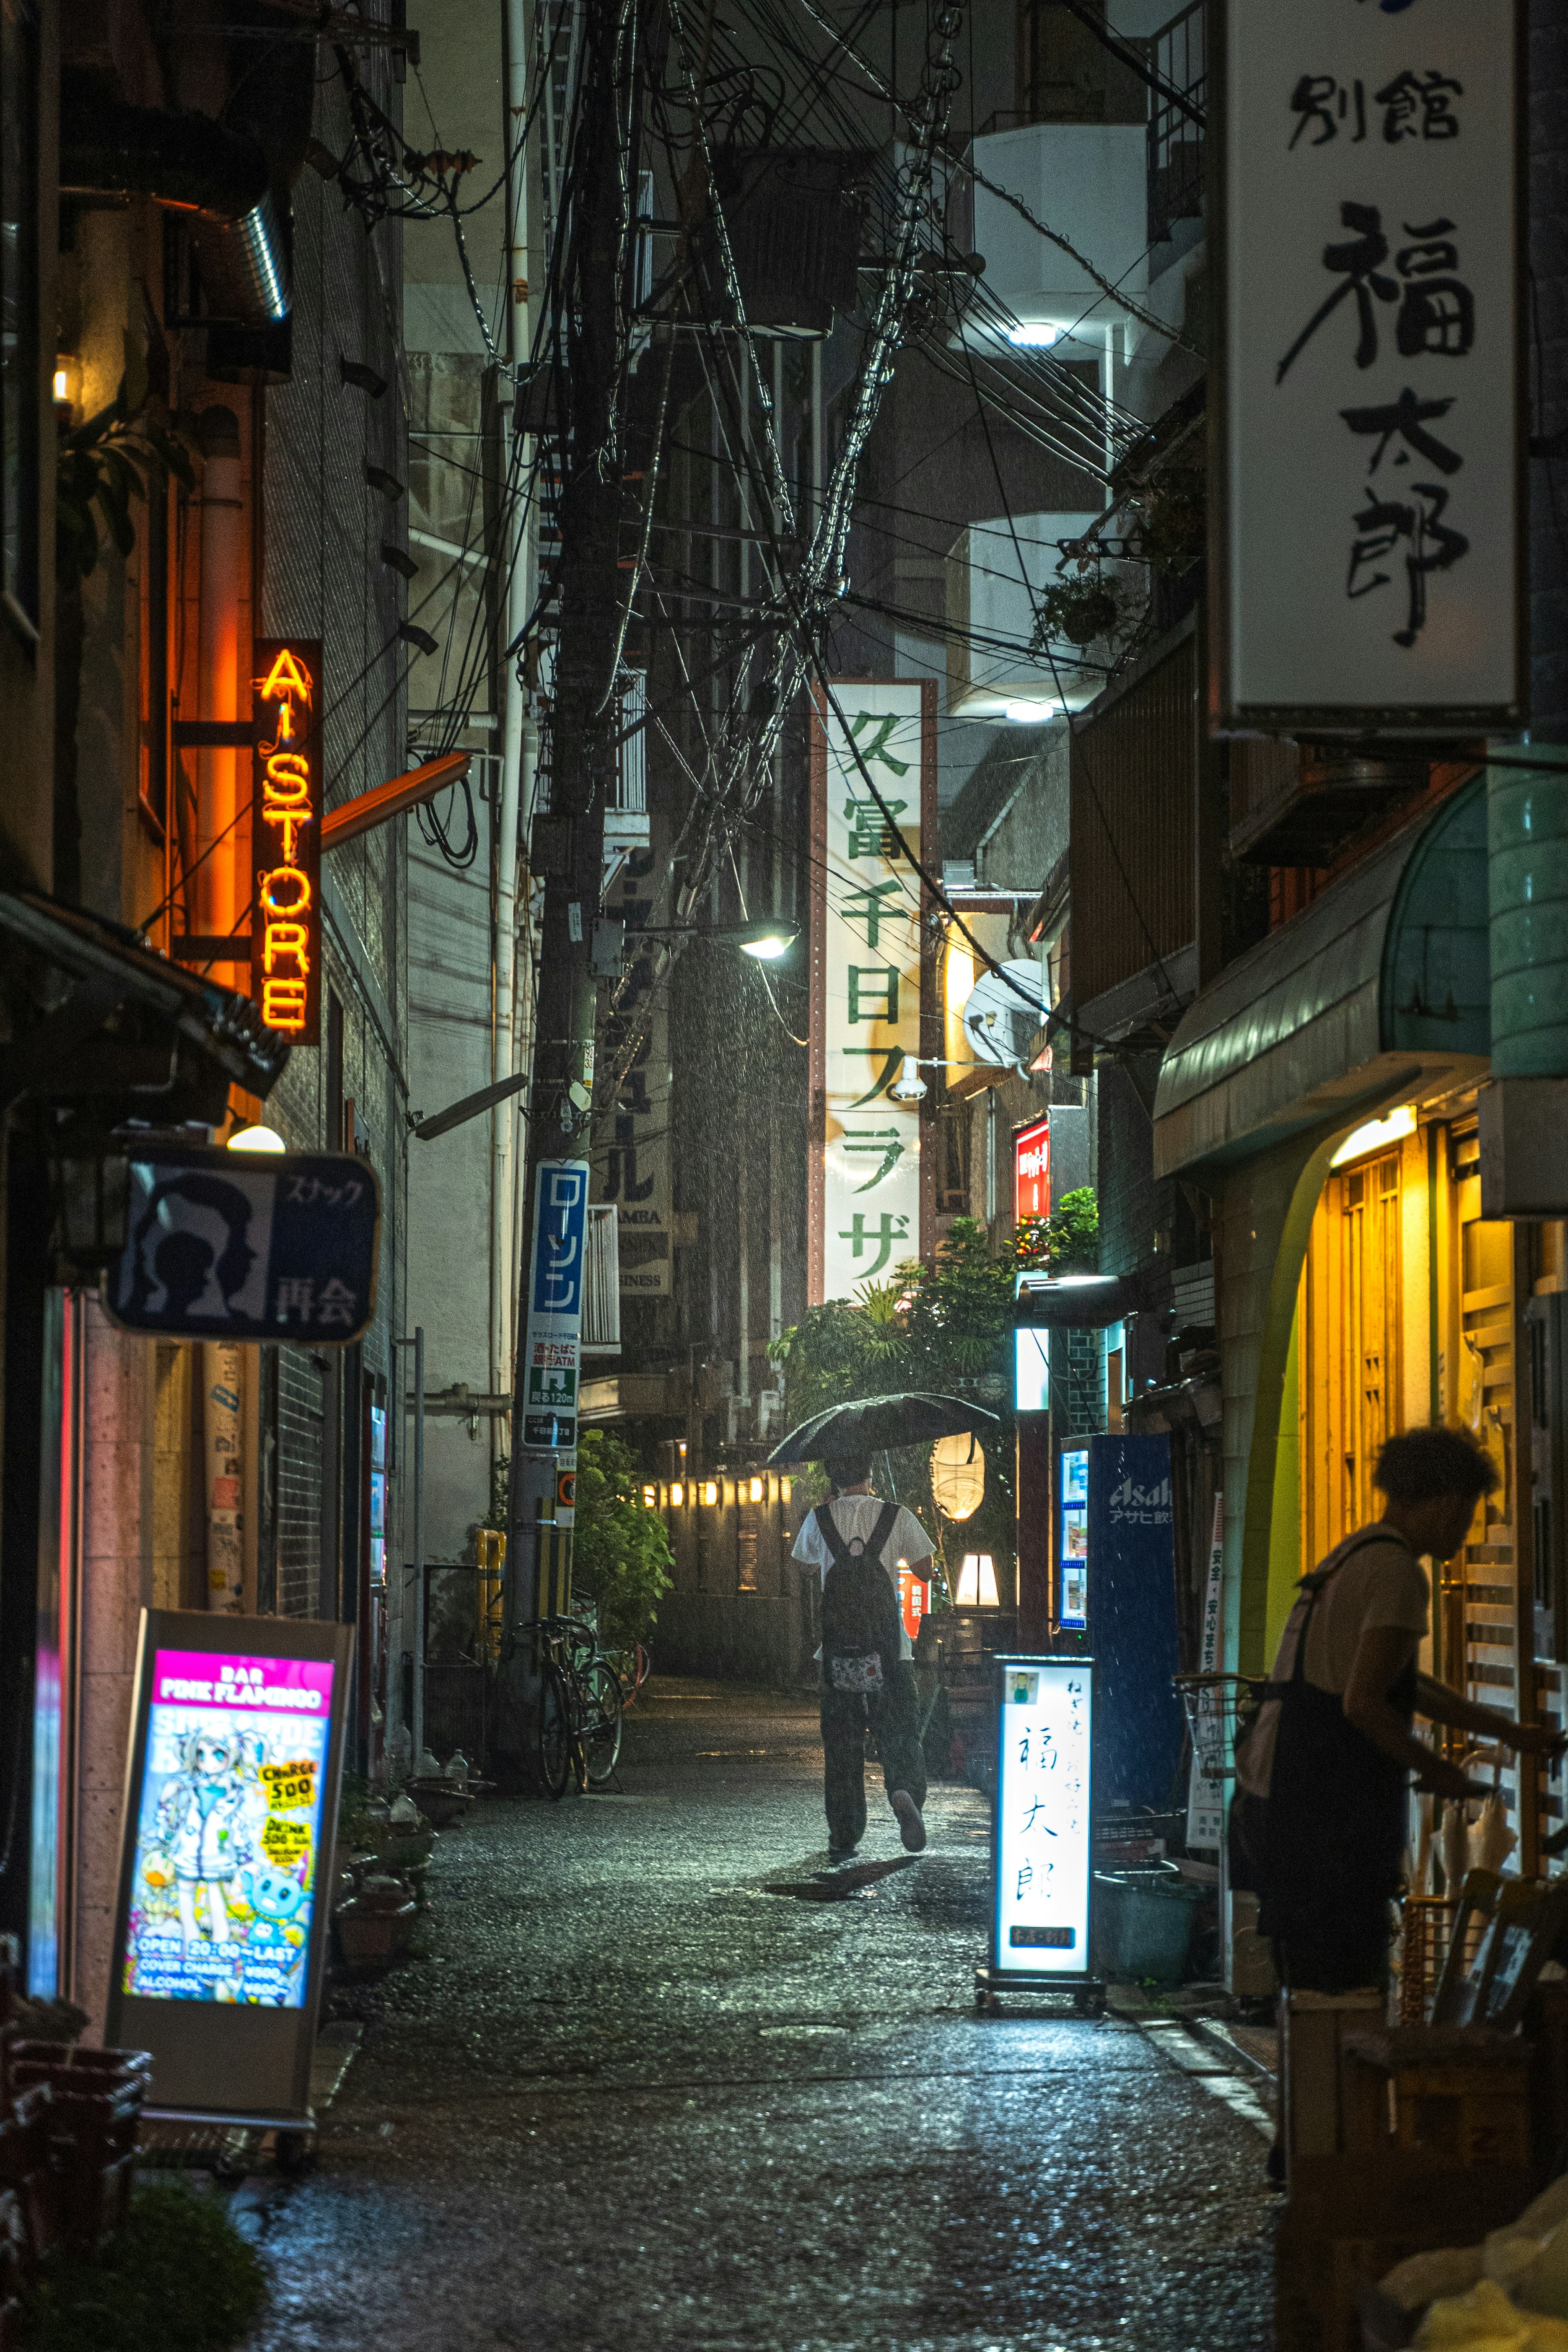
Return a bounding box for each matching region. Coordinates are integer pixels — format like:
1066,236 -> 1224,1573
792,1453 -> 936,1862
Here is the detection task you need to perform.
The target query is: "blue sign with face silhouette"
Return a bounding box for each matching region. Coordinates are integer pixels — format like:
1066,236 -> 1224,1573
106,1148 -> 381,1344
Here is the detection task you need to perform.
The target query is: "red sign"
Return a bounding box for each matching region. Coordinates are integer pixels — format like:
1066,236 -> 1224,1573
896,1565 -> 929,1644
252,638 -> 323,1046
1015,1115 -> 1051,1221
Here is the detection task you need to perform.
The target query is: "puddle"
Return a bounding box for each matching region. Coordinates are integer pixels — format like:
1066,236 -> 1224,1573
762,1857 -> 921,1903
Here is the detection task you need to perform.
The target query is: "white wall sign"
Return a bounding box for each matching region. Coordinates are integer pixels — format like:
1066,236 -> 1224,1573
992,1656 -> 1093,1979
1218,0 -> 1522,730
1185,1495 -> 1227,1855
809,684 -> 931,1304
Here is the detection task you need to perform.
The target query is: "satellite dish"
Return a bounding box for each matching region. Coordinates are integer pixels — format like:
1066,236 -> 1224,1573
958,960 -> 1048,1071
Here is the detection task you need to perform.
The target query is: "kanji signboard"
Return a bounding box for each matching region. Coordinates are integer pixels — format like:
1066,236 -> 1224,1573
808,682 -> 935,1304
1216,0 -> 1523,730
1015,1114 -> 1050,1222
991,1656 -> 1093,1981
105,1148 -> 380,1345
592,844 -> 672,1296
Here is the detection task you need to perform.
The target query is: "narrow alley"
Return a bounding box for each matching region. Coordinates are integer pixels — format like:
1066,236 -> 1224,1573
244,1686 -> 1276,2352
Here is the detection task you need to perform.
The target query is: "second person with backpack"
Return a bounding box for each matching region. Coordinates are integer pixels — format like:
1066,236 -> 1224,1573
791,1454 -> 935,1861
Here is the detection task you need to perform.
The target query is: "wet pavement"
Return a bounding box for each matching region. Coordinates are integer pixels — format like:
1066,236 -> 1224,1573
242,1681 -> 1277,2351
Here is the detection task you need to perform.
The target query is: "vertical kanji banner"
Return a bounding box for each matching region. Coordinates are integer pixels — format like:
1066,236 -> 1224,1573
808,682 -> 935,1306
1215,0 -> 1523,731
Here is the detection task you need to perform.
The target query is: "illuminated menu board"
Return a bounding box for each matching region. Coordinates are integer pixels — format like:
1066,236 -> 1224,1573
120,1649 -> 334,2008
992,1657 -> 1093,1978
252,638 -> 323,1045
1058,1446 -> 1089,1628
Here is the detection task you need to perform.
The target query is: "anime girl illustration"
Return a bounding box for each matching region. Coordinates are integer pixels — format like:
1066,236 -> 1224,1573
154,1724 -> 258,1960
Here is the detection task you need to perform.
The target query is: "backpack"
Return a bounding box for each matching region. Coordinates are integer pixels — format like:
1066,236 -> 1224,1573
817,1502 -> 903,1692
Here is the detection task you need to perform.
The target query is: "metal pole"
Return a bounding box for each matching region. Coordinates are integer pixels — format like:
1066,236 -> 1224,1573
412,1324 -> 426,1767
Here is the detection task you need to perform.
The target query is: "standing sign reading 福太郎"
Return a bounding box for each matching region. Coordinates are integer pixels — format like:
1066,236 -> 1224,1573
1216,0 -> 1523,731
252,639 -> 323,1043
107,1610 -> 353,2122
808,682 -> 933,1304
991,1656 -> 1093,1980
520,1160 -> 590,1526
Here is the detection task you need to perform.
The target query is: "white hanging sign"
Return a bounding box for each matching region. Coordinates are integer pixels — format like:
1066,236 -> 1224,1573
1217,0 -> 1523,731
808,683 -> 931,1304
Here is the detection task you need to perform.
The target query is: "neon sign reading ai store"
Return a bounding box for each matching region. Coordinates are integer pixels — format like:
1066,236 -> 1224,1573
253,639 -> 323,1044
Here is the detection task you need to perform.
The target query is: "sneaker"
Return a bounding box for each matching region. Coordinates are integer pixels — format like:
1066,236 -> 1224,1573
890,1790 -> 927,1854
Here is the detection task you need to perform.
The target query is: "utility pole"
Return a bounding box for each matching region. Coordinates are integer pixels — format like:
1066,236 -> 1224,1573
503,0 -> 633,1757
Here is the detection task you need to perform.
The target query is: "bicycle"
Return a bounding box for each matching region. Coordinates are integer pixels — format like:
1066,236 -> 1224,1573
604,1637 -> 653,1712
520,1615 -> 624,1798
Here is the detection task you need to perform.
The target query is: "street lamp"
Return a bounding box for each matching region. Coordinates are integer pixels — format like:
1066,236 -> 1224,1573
615,917 -> 800,961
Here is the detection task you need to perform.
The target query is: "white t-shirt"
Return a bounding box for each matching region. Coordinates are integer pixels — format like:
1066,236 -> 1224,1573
791,1495 -> 935,1663
1237,1524 -> 1430,1796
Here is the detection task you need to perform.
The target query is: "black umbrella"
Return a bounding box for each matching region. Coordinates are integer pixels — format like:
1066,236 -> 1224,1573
766,1392 -> 1003,1467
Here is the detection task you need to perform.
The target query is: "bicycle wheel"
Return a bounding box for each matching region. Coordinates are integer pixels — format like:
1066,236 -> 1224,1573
581,1660 -> 623,1785
536,1661 -> 573,1800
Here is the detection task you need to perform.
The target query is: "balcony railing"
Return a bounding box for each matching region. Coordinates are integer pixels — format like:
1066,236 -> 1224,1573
1147,0 -> 1205,250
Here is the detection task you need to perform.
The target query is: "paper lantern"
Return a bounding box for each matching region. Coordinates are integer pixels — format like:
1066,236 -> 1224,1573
930,1432 -> 985,1521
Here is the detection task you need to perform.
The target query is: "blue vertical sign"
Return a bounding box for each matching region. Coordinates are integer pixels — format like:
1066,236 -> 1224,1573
521,1162 -> 590,1519
1087,1434 -> 1184,1812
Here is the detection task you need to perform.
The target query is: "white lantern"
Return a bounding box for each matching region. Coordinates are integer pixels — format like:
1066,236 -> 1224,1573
955,1554 -> 1000,1608
930,1432 -> 985,1521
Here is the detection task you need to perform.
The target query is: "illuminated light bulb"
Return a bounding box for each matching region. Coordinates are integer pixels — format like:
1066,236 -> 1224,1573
227,1125 -> 286,1153
739,932 -> 793,961
670,1481 -> 684,1507
1330,1104 -> 1417,1168
1007,322 -> 1059,347
1004,701 -> 1058,723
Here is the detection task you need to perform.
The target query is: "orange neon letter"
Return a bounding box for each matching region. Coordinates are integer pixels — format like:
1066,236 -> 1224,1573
260,866 -> 312,916
263,921 -> 310,977
257,647 -> 314,706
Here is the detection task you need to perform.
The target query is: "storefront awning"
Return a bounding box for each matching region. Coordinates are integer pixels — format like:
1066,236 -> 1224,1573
1153,778 -> 1490,1179
0,891 -> 288,1133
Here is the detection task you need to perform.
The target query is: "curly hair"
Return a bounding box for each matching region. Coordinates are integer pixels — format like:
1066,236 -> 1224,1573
1373,1425 -> 1499,1506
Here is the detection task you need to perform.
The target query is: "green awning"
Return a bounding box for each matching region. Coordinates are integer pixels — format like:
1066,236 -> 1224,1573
1153,778 -> 1490,1179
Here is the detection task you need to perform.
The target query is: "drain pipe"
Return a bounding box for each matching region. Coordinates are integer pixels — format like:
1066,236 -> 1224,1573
1481,756 -> 1568,1213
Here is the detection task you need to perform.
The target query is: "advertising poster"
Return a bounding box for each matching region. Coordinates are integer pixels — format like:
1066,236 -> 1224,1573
992,1657 -> 1093,1980
1058,1445 -> 1089,1628
808,680 -> 935,1304
121,1648 -> 334,2008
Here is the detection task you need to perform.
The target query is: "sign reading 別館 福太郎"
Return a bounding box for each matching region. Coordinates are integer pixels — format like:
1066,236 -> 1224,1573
809,683 -> 933,1306
520,1160 -> 590,1525
104,1147 -> 379,1347
1217,0 -> 1523,731
252,638 -> 323,1044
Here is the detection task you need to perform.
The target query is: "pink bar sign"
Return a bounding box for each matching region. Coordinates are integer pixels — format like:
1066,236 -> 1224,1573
152,1652 -> 334,1714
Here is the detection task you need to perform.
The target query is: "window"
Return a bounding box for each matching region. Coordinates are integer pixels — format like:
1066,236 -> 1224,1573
0,0 -> 38,630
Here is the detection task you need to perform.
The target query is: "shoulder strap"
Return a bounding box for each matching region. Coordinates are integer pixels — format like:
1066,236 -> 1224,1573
814,1503 -> 854,1571
869,1501 -> 900,1563
1261,1527 -> 1406,1699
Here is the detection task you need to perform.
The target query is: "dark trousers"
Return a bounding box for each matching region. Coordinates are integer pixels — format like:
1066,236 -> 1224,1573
820,1659 -> 927,1851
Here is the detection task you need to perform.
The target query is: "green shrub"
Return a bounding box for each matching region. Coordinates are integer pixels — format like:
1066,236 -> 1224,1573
20,2180 -> 269,2352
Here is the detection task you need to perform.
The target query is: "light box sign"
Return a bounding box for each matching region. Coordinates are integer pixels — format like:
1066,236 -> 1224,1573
1058,1445 -> 1089,1628
1217,0 -> 1523,731
1015,1115 -> 1050,1222
107,1611 -> 353,2122
520,1160 -> 590,1520
105,1146 -> 380,1346
896,1565 -> 929,1645
808,682 -> 935,1304
992,1656 -> 1092,1979
1014,1325 -> 1049,1415
253,638 -> 323,1044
